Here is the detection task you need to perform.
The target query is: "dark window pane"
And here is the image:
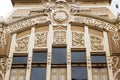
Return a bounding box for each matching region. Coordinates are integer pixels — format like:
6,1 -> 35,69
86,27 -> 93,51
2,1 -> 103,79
30,67 -> 46,80
116,4 -> 119,8
91,55 -> 106,63
72,66 -> 87,80
52,48 -> 66,64
33,52 -> 47,63
13,56 -> 27,64
71,51 -> 86,62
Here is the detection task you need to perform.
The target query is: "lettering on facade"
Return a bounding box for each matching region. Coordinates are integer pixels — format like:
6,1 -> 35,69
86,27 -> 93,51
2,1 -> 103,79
71,16 -> 119,48
4,16 -> 48,34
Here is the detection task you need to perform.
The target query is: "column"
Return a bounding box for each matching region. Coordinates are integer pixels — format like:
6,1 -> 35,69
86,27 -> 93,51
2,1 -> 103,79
46,24 -> 53,80
103,31 -> 114,80
67,24 -> 72,80
5,33 -> 16,80
84,26 -> 92,80
25,27 -> 35,80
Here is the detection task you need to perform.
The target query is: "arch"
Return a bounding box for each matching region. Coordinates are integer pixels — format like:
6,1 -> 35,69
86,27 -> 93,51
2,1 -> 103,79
2,14 -> 119,48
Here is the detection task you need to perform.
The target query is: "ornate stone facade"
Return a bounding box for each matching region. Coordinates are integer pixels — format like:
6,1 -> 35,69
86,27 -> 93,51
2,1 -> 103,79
0,0 -> 120,80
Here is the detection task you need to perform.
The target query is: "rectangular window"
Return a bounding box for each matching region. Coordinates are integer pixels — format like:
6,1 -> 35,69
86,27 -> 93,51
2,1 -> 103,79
72,66 -> 87,80
10,68 -> 26,80
52,48 -> 66,64
92,68 -> 108,80
13,56 -> 27,64
51,68 -> 66,80
91,55 -> 106,63
71,51 -> 86,63
30,67 -> 46,80
32,51 -> 47,63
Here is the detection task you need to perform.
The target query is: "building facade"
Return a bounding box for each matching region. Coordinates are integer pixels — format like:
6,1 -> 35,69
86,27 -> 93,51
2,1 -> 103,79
0,0 -> 120,80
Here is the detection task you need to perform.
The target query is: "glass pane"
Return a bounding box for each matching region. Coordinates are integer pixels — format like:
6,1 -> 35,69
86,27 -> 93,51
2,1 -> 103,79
52,75 -> 57,80
93,75 -> 99,80
33,52 -> 47,63
91,55 -> 106,63
10,76 -> 17,80
30,67 -> 46,80
13,56 -> 27,64
71,51 -> 86,62
72,66 -> 87,80
52,48 -> 66,64
19,76 -> 25,80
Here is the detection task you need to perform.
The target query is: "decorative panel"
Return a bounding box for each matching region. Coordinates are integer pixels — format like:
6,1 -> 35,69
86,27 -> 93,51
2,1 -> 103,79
35,32 -> 47,48
111,56 -> 120,80
53,30 -> 66,44
72,31 -> 84,47
90,35 -> 104,51
15,36 -> 29,52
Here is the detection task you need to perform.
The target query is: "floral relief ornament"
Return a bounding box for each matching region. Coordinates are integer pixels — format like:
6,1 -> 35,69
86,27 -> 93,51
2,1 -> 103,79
53,31 -> 66,44
90,36 -> 104,51
72,32 -> 84,47
35,32 -> 47,47
15,37 -> 29,51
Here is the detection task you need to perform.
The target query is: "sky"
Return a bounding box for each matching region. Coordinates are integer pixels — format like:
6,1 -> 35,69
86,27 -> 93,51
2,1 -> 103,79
0,0 -> 13,18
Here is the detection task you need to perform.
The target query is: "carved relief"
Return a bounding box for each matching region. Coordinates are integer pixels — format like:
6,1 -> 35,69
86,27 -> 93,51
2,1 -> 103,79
90,35 -> 104,51
111,56 -> 120,80
53,30 -> 66,44
0,57 -> 7,80
53,11 -> 68,22
35,32 -> 47,48
4,16 -> 48,34
71,16 -> 119,48
15,37 -> 29,52
72,31 -> 84,47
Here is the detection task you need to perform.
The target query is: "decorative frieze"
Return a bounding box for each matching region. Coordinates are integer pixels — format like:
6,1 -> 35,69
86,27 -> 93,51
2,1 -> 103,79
53,30 -> 66,44
15,36 -> 29,52
35,32 -> 47,48
90,35 -> 104,51
4,16 -> 48,34
71,16 -> 119,48
111,56 -> 120,80
72,31 -> 84,47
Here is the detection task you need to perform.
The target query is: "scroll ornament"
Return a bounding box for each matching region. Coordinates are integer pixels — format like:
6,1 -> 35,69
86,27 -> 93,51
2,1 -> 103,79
35,32 -> 47,47
111,56 -> 120,80
15,37 -> 29,52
